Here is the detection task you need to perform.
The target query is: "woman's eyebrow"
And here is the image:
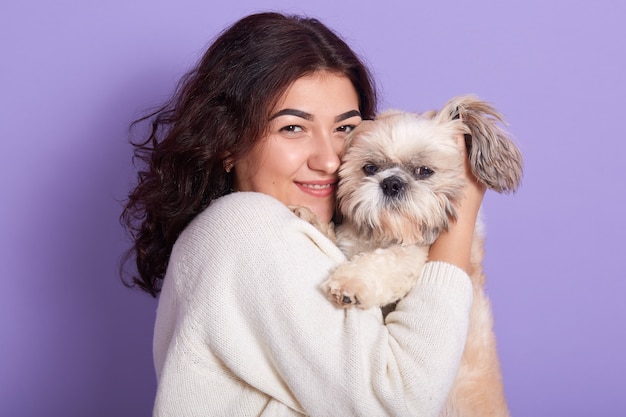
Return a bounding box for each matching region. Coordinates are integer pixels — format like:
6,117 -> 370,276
335,110 -> 362,122
270,109 -> 312,120
270,109 -> 362,122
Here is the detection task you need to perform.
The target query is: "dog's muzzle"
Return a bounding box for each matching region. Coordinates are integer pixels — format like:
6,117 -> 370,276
381,175 -> 406,197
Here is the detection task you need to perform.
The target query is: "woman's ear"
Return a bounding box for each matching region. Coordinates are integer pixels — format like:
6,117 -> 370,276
222,155 -> 235,173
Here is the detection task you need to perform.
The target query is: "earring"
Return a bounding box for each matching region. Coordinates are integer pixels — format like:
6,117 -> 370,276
223,159 -> 234,173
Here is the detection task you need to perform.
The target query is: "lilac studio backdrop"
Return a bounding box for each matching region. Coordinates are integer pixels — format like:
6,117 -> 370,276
1,0 -> 624,416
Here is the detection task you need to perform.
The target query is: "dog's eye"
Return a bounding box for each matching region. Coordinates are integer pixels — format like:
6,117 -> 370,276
415,166 -> 434,179
363,164 -> 379,176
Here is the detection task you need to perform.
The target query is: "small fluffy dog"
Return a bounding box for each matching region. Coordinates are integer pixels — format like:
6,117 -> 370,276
299,95 -> 522,417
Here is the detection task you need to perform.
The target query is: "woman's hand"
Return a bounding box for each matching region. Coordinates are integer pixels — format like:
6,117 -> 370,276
428,134 -> 486,272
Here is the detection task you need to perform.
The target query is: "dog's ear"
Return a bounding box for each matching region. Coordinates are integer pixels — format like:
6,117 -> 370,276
440,95 -> 523,194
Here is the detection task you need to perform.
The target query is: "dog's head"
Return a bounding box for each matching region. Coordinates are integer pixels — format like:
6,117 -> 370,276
337,95 -> 523,245
337,111 -> 466,245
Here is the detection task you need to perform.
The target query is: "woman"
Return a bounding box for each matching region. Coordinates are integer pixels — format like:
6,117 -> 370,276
121,12 -> 485,417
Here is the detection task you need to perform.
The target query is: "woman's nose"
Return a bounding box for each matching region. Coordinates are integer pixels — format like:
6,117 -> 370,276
309,133 -> 341,174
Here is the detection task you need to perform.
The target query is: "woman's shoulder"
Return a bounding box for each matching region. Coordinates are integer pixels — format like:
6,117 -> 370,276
169,191 -> 344,291
181,192 -> 340,257
189,192 -> 295,237
207,191 -> 292,220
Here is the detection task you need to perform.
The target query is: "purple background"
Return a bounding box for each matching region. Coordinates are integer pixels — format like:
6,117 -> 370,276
2,0 -> 624,416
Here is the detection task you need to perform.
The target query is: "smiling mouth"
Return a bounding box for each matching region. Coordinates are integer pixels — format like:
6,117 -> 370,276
296,182 -> 336,197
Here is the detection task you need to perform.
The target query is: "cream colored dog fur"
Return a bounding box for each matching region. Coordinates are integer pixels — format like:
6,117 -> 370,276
299,95 -> 522,417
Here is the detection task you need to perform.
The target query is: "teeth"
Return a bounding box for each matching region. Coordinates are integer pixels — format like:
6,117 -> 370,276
302,183 -> 331,189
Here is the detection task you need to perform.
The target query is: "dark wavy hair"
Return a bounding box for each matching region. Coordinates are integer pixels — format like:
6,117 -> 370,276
120,12 -> 378,297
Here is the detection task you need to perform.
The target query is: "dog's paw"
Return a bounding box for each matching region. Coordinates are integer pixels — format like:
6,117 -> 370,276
290,205 -> 317,223
322,279 -> 361,308
321,265 -> 376,309
289,205 -> 336,242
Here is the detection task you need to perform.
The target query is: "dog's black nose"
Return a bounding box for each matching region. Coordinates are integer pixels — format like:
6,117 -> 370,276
381,175 -> 406,197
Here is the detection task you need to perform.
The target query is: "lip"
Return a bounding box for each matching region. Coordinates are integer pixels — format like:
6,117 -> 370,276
295,180 -> 337,198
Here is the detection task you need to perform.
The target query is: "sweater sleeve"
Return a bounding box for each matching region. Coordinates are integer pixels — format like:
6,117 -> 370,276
153,192 -> 473,417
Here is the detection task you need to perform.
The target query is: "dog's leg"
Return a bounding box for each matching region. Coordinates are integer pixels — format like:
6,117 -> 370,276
441,234 -> 510,417
321,244 -> 429,309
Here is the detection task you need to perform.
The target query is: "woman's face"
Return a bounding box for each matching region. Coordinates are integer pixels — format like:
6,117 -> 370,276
233,72 -> 362,223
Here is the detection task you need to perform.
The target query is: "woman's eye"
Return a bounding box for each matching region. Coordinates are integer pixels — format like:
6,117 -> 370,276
415,166 -> 434,179
281,125 -> 303,133
337,125 -> 356,133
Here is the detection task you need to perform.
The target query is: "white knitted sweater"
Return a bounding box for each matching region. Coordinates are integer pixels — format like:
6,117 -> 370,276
152,192 -> 473,417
